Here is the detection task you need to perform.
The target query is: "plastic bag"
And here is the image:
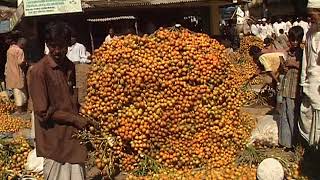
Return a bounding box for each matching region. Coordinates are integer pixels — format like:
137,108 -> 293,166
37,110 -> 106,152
25,149 -> 44,174
249,115 -> 279,145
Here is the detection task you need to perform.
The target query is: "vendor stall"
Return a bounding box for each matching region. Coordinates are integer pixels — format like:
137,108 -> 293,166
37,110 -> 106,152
87,16 -> 138,52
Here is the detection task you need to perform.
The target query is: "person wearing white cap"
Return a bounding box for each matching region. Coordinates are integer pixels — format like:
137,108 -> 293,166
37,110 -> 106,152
259,18 -> 269,40
273,18 -> 287,37
251,20 -> 259,37
266,19 -> 275,38
285,18 -> 293,35
257,19 -> 262,29
273,18 -> 281,37
299,0 -> 320,147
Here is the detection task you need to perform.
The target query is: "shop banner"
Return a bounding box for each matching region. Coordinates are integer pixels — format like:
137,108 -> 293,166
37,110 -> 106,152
24,0 -> 82,17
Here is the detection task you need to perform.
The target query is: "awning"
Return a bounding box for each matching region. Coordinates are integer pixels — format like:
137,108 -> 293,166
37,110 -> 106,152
82,0 -> 209,9
87,16 -> 136,22
0,4 -> 23,34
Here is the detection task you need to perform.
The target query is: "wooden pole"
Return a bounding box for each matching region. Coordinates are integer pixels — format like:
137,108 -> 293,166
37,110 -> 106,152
89,22 -> 94,53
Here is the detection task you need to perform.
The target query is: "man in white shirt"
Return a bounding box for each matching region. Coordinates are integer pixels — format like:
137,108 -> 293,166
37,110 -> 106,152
67,35 -> 90,64
273,19 -> 281,37
251,21 -> 259,36
259,18 -> 269,40
285,19 -> 292,35
273,18 -> 286,37
266,19 -> 275,38
299,0 -> 320,147
280,19 -> 287,33
105,28 -> 117,43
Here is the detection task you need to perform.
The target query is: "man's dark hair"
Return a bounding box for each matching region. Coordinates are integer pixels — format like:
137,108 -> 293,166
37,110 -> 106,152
288,26 -> 304,43
45,21 -> 71,46
279,29 -> 284,34
249,45 -> 262,57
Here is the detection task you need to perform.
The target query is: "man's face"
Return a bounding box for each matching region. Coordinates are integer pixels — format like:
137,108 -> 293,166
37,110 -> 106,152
289,39 -> 299,48
309,8 -> 320,24
109,29 -> 114,37
47,42 -> 68,64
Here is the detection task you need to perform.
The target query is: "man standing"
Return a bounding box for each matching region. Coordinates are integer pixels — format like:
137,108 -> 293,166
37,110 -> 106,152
299,0 -> 320,147
276,29 -> 289,49
258,18 -> 269,40
285,18 -> 293,35
29,21 -> 96,179
266,19 -> 275,38
273,18 -> 286,37
67,34 -> 90,64
251,21 -> 259,37
105,28 -> 117,43
5,37 -> 27,114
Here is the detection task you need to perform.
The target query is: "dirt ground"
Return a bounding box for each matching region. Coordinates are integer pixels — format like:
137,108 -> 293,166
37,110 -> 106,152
75,64 -> 91,105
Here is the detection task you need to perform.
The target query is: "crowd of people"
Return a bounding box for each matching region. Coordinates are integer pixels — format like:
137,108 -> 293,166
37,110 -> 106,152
248,16 -> 310,47
248,0 -> 320,150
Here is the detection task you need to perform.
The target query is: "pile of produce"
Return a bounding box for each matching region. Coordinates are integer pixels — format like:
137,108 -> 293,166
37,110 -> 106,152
233,35 -> 264,85
0,101 -> 15,114
0,137 -> 43,179
0,114 -> 31,133
79,27 -> 256,177
238,36 -> 264,56
127,163 -> 257,180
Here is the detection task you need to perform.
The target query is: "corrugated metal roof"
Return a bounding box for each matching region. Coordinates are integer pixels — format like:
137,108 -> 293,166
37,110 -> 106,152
87,15 -> 136,22
81,0 -> 207,9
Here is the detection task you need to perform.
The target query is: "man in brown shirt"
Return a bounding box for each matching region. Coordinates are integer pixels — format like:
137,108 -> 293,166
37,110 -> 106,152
5,37 -> 27,114
29,22 -> 96,180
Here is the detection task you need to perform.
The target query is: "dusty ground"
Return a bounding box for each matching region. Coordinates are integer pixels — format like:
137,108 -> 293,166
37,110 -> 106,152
75,64 -> 91,105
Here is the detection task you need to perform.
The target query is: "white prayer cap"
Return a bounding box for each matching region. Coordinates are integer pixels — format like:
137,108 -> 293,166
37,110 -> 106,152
258,19 -> 262,22
262,18 -> 267,22
308,0 -> 320,9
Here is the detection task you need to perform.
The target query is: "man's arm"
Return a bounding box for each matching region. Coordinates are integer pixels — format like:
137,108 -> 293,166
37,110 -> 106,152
268,71 -> 279,83
17,49 -> 25,65
29,68 -> 88,129
301,46 -> 307,85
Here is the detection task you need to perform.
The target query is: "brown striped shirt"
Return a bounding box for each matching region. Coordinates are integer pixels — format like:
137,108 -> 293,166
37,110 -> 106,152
280,48 -> 303,99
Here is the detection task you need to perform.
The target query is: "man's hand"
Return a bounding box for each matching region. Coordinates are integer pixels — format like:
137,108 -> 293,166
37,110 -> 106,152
74,116 -> 99,130
286,59 -> 296,67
